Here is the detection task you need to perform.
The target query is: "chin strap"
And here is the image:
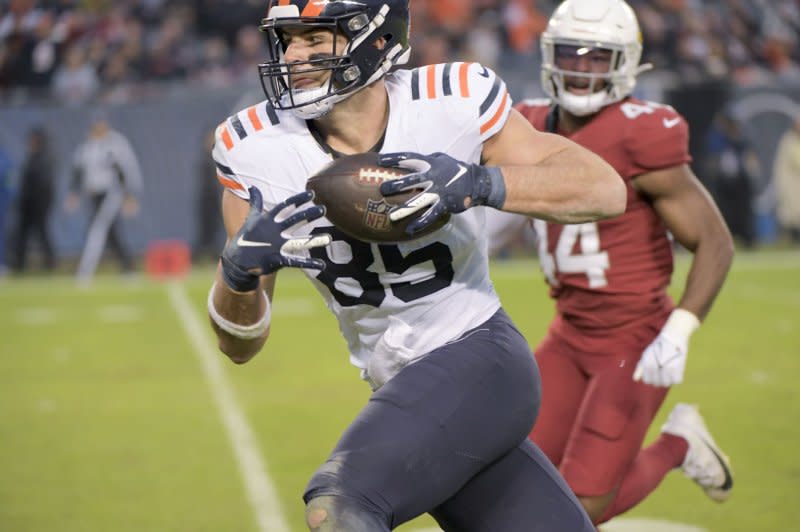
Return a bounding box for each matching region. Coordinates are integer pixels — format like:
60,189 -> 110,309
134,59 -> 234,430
636,62 -> 654,76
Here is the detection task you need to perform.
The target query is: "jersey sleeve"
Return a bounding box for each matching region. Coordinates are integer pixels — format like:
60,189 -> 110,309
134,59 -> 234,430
626,106 -> 692,174
403,62 -> 513,163
211,120 -> 251,202
466,63 -> 513,143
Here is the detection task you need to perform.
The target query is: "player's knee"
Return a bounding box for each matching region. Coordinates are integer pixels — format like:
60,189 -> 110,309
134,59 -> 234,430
304,495 -> 390,532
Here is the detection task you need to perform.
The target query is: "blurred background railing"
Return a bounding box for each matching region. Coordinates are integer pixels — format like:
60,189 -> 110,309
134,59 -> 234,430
1,0 -> 799,272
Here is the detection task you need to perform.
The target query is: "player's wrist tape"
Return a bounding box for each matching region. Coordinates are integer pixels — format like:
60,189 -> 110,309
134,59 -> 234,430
220,255 -> 260,292
663,308 -> 700,341
481,166 -> 506,209
207,282 -> 270,340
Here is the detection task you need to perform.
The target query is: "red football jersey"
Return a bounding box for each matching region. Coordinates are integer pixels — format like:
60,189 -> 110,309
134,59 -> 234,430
515,97 -> 692,334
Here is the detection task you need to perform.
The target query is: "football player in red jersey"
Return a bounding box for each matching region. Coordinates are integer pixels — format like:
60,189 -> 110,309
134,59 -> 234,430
487,0 -> 735,525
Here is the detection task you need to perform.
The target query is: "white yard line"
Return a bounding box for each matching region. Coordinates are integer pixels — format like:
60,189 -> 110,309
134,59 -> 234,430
602,518 -> 707,531
166,282 -> 290,532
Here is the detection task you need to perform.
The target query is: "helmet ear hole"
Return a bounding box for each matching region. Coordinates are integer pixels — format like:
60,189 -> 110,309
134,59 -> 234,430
376,34 -> 393,50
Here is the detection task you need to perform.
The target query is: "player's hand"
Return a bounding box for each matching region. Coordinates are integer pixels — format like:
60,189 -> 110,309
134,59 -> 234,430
64,193 -> 80,213
378,152 -> 506,235
633,309 -> 700,387
220,187 -> 331,292
633,332 -> 688,387
122,195 -> 139,217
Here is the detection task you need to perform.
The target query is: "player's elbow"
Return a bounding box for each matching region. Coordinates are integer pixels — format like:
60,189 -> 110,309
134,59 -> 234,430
712,222 -> 735,270
569,169 -> 626,223
599,172 -> 627,218
571,155 -> 626,222
573,144 -> 627,218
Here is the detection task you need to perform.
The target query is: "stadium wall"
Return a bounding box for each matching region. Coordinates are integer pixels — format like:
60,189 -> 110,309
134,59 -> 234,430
0,85 -> 262,259
0,84 -> 797,260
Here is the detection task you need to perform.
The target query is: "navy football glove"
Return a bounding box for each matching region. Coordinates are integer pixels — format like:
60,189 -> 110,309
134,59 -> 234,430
378,152 -> 506,235
220,187 -> 331,292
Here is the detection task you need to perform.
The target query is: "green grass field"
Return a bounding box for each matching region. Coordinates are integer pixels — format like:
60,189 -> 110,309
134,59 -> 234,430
2,249 -> 798,531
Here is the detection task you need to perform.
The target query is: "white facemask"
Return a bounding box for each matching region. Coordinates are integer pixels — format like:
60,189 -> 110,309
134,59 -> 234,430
559,90 -> 612,117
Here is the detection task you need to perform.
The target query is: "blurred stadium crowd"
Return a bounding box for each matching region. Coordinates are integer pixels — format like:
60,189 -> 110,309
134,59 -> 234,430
1,0 -> 799,105
1,0 -> 800,277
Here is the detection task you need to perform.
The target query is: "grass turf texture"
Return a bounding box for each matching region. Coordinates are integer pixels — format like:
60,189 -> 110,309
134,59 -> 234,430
1,249 -> 797,531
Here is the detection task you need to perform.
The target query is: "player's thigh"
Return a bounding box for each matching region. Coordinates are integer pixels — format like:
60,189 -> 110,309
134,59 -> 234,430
431,439 -> 594,532
560,345 -> 669,497
529,329 -> 588,466
304,309 -> 540,528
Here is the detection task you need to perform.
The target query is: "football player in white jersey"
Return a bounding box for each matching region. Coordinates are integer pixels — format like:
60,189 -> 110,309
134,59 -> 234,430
207,1 -> 625,530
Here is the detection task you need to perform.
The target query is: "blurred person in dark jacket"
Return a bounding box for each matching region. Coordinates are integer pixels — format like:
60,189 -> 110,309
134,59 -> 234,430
13,126 -> 56,272
705,111 -> 757,247
0,142 -> 13,276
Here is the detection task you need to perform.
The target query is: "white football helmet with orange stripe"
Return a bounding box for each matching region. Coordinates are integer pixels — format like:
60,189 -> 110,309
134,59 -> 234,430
259,0 -> 411,120
540,0 -> 652,116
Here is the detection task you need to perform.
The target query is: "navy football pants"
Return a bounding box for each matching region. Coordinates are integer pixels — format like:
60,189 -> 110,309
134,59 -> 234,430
304,309 -> 593,531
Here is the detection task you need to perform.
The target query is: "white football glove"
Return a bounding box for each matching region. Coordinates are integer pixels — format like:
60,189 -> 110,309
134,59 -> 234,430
633,309 -> 700,387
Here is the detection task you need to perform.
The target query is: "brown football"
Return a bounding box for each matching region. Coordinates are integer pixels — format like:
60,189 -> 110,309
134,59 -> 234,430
306,152 -> 450,242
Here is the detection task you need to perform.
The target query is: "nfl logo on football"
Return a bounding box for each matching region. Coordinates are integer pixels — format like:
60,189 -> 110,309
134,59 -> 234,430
364,199 -> 392,232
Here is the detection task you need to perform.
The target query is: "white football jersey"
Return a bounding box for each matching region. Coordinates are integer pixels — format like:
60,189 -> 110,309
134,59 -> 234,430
213,62 -> 513,383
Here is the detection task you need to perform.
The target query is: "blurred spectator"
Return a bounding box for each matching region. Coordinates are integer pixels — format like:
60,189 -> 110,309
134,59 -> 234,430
705,111 -> 758,247
98,47 -> 141,103
193,127 -> 224,261
230,25 -> 265,82
0,142 -> 13,276
0,6 -> 64,90
143,5 -> 192,81
50,42 -> 99,104
13,126 -> 56,272
411,33 -> 450,68
463,10 -> 503,68
2,0 -> 799,103
65,112 -> 142,280
763,38 -> 800,86
773,118 -> 800,243
194,0 -> 263,47
193,35 -> 231,88
502,0 -> 547,55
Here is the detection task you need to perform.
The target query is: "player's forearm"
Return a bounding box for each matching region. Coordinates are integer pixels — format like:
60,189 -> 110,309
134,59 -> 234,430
499,146 -> 626,223
677,225 -> 734,321
208,274 -> 271,364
